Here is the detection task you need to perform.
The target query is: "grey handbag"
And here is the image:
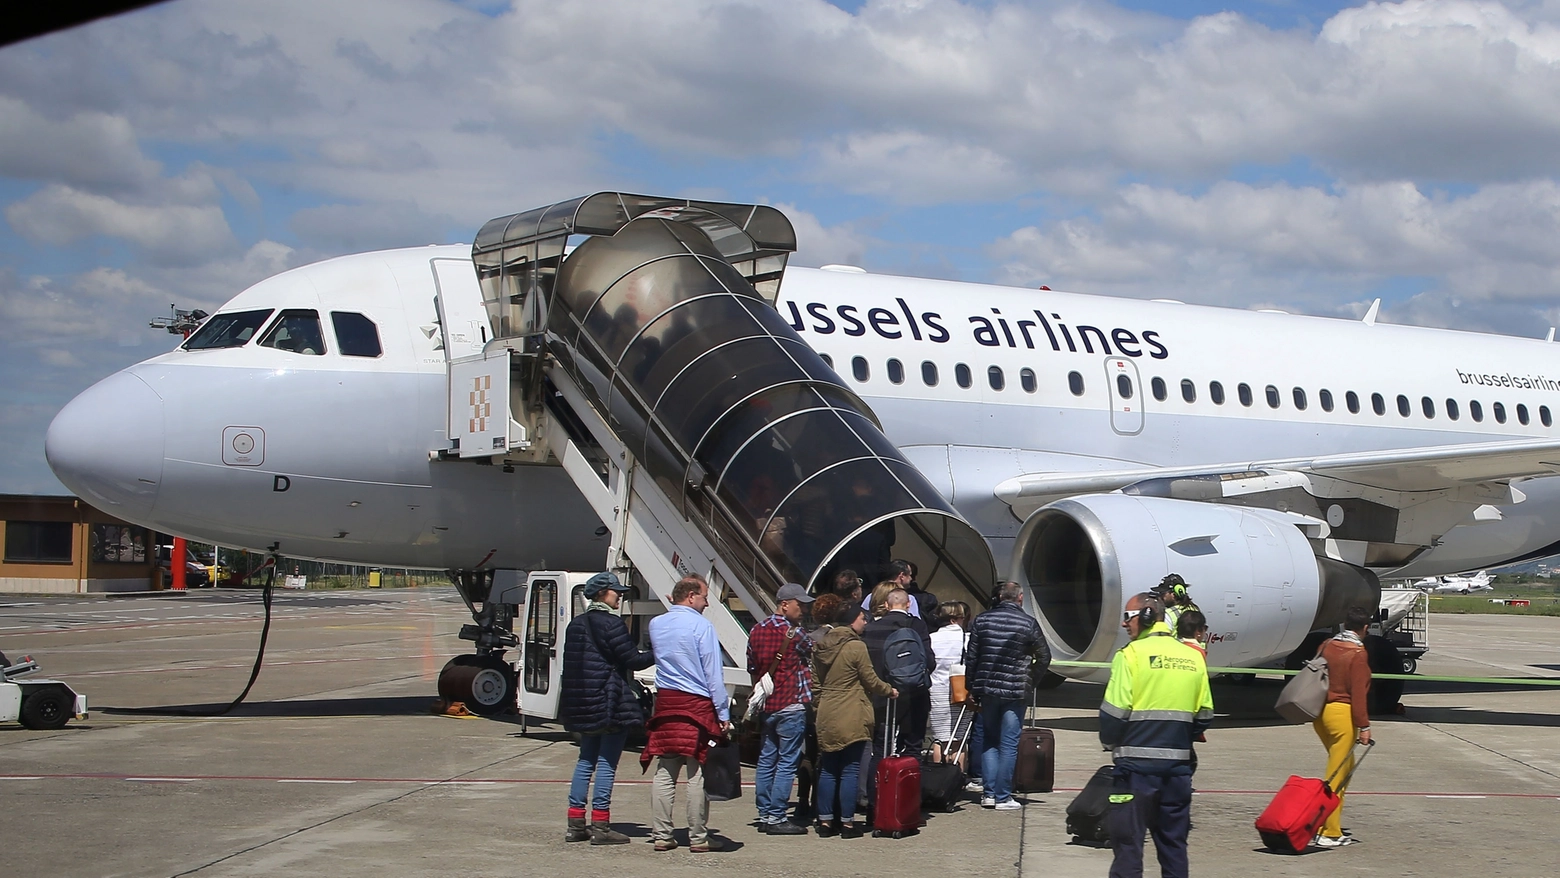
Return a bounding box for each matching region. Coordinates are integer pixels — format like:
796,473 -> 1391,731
1274,656 -> 1330,723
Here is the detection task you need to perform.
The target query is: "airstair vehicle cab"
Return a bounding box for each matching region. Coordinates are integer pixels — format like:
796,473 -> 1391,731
433,193 -> 996,719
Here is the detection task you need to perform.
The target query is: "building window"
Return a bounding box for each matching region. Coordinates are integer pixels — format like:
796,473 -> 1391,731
1422,397 -> 1435,419
1293,387 -> 1307,411
1470,400 -> 1484,422
1151,377 -> 1167,401
1371,393 -> 1386,416
1210,381 -> 1225,405
887,358 -> 905,385
1494,402 -> 1507,424
1181,379 -> 1196,403
92,524 -> 147,563
1068,371 -> 1085,396
1238,383 -> 1253,407
955,363 -> 972,389
1396,394 -> 1410,417
1346,391 -> 1360,414
852,356 -> 869,382
4,521 -> 73,564
1266,385 -> 1280,408
331,312 -> 381,357
1542,405 -> 1552,427
258,309 -> 327,355
1117,374 -> 1134,399
1320,389 -> 1334,412
1020,368 -> 1037,393
988,366 -> 1005,391
921,361 -> 937,386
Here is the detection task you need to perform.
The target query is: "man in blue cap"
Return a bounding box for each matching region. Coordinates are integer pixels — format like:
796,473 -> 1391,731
560,571 -> 654,844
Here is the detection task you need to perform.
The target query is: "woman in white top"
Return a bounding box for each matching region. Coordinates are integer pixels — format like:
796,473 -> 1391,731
927,601 -> 971,763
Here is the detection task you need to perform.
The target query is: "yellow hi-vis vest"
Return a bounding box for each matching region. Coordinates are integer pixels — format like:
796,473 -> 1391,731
1099,623 -> 1214,776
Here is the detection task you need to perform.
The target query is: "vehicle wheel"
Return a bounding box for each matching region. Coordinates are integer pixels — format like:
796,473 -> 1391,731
438,654 -> 516,716
1401,657 -> 1417,675
19,686 -> 72,730
1228,673 -> 1256,686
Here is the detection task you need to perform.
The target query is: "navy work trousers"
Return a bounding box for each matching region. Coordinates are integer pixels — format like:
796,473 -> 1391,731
1107,769 -> 1192,878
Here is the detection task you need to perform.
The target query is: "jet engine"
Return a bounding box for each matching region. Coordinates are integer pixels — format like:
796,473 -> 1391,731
1011,493 -> 1378,681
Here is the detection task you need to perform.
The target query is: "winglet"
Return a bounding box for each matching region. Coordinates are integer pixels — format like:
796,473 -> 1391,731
1547,327 -> 1555,343
1362,298 -> 1381,326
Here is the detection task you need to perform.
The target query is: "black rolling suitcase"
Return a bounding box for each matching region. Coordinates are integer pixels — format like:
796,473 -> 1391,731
921,705 -> 969,812
1066,765 -> 1116,844
1014,690 -> 1055,793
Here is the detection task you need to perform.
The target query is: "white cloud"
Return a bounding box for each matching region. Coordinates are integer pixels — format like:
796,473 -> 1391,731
777,202 -> 874,268
6,184 -> 235,264
0,97 -> 163,191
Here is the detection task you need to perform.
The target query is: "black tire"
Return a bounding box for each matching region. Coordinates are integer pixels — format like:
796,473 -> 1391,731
19,686 -> 72,730
1401,657 -> 1417,675
437,654 -> 516,716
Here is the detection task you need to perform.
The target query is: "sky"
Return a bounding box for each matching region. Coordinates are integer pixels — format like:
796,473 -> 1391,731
6,0 -> 1560,494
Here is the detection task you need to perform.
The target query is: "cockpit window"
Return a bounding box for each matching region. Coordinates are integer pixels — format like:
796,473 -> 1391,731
331,312 -> 382,358
182,309 -> 274,351
258,309 -> 326,355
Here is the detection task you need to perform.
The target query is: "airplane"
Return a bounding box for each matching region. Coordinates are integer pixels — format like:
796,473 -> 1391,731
43,192 -> 1560,715
1414,570 -> 1495,594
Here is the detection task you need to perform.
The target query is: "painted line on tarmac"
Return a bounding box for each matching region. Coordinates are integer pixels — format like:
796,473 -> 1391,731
69,654 -> 437,678
1052,659 -> 1560,685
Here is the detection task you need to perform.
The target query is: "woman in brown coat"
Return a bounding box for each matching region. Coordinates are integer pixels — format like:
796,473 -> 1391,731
1312,605 -> 1375,848
811,603 -> 896,837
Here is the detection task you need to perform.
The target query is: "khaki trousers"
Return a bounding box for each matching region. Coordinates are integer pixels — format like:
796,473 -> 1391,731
651,755 -> 708,844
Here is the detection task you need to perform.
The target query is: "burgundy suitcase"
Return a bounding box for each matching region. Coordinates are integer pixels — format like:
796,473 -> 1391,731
1255,743 -> 1372,853
1014,692 -> 1055,793
873,711 -> 922,838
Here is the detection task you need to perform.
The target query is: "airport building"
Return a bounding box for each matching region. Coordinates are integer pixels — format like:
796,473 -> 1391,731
0,494 -> 155,594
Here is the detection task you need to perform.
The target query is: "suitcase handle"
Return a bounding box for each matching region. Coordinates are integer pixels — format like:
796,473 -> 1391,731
943,704 -> 971,762
1323,741 -> 1374,793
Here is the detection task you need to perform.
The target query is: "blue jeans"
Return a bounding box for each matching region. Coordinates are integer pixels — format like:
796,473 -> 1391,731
816,740 -> 866,822
980,698 -> 1024,803
754,708 -> 808,823
569,731 -> 627,812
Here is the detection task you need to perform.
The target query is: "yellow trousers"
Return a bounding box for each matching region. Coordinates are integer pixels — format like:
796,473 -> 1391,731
1311,701 -> 1357,838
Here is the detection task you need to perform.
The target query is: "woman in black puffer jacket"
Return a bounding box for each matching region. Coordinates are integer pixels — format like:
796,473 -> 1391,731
560,572 -> 654,845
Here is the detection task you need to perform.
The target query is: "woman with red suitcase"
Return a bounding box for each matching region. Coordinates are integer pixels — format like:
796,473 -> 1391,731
812,603 -> 897,838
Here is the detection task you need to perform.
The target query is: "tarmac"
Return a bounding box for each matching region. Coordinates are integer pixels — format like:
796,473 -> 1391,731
2,587 -> 1558,878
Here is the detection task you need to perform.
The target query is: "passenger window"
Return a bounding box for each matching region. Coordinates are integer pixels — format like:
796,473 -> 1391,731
1518,403 -> 1530,426
1446,398 -> 1460,420
1117,374 -> 1134,399
1396,394 -> 1410,417
921,361 -> 938,386
989,366 -> 1005,391
183,309 -> 274,350
1320,389 -> 1334,412
1371,393 -> 1386,416
1020,368 -> 1037,393
1210,381 -> 1225,405
1543,405 -> 1553,427
1293,387 -> 1307,411
1181,379 -> 1196,403
1238,383 -> 1253,407
1470,400 -> 1483,422
331,312 -> 381,357
1494,402 -> 1507,424
259,309 -> 326,355
1151,377 -> 1167,401
887,358 -> 905,385
1422,396 -> 1435,419
1265,385 -> 1280,408
1068,371 -> 1084,396
820,353 -> 833,368
852,356 -> 869,382
955,364 -> 972,389
1346,391 -> 1360,414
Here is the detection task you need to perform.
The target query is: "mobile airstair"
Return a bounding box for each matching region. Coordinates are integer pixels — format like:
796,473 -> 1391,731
437,193 -> 996,721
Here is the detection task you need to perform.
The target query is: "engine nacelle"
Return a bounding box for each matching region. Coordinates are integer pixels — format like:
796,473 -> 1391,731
1011,494 -> 1360,681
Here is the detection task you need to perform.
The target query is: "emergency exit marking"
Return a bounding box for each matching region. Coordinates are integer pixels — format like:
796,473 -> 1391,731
469,375 -> 491,432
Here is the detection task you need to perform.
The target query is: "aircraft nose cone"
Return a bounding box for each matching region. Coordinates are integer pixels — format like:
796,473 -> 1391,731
46,370 -> 165,518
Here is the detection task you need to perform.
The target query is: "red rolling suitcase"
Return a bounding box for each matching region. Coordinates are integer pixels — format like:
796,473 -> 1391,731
873,710 -> 922,838
1255,742 -> 1373,853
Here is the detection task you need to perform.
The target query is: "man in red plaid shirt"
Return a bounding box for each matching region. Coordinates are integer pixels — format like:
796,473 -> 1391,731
747,582 -> 815,834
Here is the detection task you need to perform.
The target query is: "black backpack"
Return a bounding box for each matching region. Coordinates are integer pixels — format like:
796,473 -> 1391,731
883,627 -> 929,689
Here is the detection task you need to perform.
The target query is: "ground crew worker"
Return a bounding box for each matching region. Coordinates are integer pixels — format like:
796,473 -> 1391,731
1099,592 -> 1214,878
1155,574 -> 1198,632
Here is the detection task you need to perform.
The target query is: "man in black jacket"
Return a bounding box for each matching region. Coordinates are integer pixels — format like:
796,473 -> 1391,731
863,589 -> 936,755
560,572 -> 655,844
964,581 -> 1048,810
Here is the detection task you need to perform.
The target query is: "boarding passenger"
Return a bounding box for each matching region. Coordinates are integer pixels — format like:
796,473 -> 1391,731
868,581 -> 895,620
812,603 -> 897,837
928,600 -> 971,765
643,575 -> 731,853
863,588 -> 935,756
559,571 -> 655,845
1311,606 -> 1375,848
965,581 -> 1046,810
831,570 -> 863,606
747,582 -> 815,835
894,559 -> 941,628
1100,593 -> 1213,878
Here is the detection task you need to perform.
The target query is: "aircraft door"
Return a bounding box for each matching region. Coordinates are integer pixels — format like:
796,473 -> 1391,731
1105,357 -> 1144,435
431,258 -> 489,358
519,573 -> 566,720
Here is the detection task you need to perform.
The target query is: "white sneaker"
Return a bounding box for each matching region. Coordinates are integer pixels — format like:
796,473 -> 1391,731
980,796 -> 996,808
994,799 -> 1024,811
1314,834 -> 1357,848
964,780 -> 985,793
